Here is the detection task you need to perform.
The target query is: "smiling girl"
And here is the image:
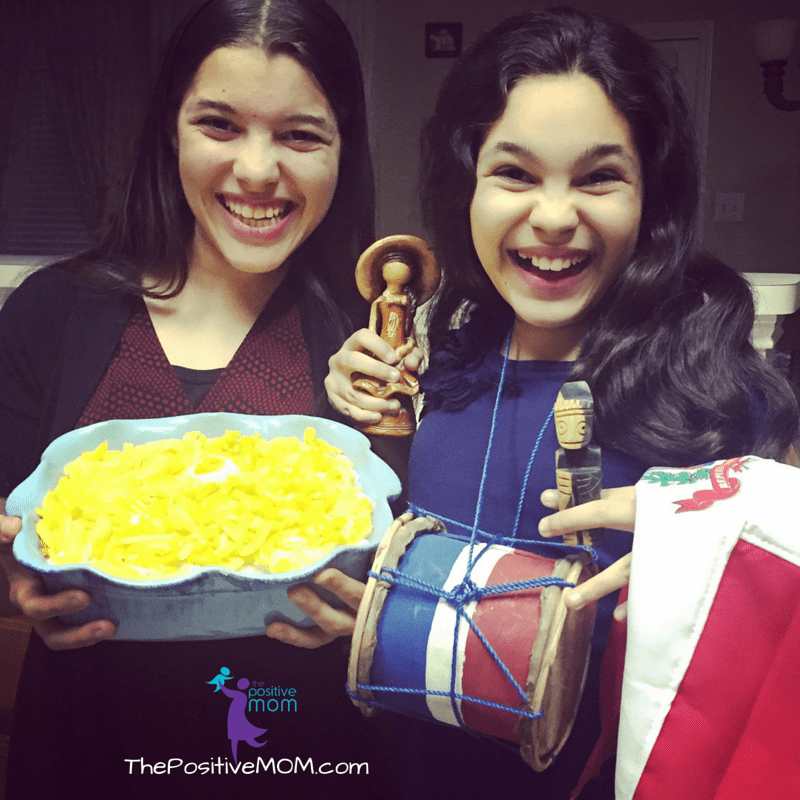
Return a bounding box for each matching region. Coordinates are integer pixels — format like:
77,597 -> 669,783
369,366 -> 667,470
326,7 -> 799,798
0,1 -> 382,797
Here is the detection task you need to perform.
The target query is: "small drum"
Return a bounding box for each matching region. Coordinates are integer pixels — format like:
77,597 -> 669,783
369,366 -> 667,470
348,515 -> 597,771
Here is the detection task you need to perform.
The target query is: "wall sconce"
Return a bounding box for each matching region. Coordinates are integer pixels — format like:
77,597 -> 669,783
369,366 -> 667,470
753,19 -> 800,111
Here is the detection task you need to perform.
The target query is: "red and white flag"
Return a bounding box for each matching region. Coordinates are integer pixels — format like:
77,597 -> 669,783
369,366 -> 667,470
615,457 -> 800,800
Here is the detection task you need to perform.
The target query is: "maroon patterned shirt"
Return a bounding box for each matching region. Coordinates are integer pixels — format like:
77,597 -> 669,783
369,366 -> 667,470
77,293 -> 313,426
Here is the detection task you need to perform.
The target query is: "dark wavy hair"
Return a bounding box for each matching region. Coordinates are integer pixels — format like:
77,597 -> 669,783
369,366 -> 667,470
62,0 -> 373,335
420,6 -> 798,464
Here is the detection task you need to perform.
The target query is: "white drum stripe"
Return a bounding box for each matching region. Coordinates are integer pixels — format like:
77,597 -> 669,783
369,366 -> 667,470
425,543 -> 514,725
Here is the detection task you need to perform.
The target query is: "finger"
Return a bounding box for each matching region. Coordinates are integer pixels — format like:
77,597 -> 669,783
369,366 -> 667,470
334,397 -> 394,427
16,585 -> 93,622
540,489 -> 560,510
0,514 -> 22,543
331,331 -> 401,373
34,618 -> 117,651
265,621 -> 336,649
402,346 -> 424,372
285,585 -> 357,638
313,568 -> 365,612
357,331 -> 403,365
613,600 -> 628,622
539,486 -> 636,536
343,351 -> 405,384
324,374 -> 401,423
343,328 -> 402,362
323,382 -> 382,424
563,554 -> 632,611
2,556 -> 90,621
342,386 -> 401,415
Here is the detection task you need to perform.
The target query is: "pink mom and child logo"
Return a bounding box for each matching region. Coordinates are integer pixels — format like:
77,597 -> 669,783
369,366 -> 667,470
206,668 -> 298,763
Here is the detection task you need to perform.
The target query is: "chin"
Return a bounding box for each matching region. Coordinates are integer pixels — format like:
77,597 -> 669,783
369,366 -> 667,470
218,245 -> 290,277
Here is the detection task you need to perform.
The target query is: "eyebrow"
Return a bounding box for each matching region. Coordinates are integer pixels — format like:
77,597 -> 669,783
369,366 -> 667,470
489,140 -> 638,168
189,99 -> 237,114
578,143 -> 638,167
187,99 -> 336,131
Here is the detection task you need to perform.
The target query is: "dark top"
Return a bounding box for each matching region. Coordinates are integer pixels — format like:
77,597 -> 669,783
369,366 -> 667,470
0,267 -> 341,497
1,266 -> 387,800
393,352 -> 651,800
75,294 -> 314,425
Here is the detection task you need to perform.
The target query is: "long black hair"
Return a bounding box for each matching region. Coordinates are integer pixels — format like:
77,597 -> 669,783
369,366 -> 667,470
61,0 -> 373,337
420,6 -> 798,465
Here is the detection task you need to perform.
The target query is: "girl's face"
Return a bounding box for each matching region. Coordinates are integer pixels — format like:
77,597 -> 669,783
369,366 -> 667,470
470,72 -> 642,359
175,46 -> 341,281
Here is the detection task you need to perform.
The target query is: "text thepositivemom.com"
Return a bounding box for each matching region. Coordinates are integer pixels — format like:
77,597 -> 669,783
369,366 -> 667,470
124,757 -> 369,776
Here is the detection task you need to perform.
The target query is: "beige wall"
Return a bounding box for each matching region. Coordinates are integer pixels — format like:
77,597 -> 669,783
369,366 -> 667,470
369,0 -> 800,275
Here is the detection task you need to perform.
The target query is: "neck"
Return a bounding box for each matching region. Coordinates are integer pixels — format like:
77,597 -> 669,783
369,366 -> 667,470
142,250 -> 292,370
148,248 -> 290,321
507,320 -> 582,362
181,262 -> 288,318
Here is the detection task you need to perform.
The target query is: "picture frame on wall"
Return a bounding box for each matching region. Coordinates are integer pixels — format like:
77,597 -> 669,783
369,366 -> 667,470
425,22 -> 462,58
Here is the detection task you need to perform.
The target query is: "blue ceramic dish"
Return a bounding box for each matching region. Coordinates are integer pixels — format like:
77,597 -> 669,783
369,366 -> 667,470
8,413 -> 401,641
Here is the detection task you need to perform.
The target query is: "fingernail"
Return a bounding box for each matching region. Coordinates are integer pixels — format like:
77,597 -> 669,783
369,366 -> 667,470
538,519 -> 550,535
389,370 -> 400,381
565,590 -> 582,608
68,597 -> 86,613
90,623 -> 110,642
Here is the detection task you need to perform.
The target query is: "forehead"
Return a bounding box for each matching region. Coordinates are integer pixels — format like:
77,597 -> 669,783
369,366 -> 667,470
481,72 -> 638,163
182,46 -> 335,123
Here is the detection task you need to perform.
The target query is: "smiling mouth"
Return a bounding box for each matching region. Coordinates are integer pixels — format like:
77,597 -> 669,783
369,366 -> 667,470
511,250 -> 590,281
219,197 -> 295,229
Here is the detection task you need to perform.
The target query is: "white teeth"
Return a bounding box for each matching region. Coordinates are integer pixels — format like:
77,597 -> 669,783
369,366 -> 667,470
225,199 -> 285,222
518,253 -> 585,272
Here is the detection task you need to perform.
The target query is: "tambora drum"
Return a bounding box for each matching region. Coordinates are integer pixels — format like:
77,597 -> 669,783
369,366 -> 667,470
348,514 -> 596,770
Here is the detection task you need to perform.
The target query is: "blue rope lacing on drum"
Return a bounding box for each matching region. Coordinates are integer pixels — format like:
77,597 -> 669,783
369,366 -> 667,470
360,564 -> 572,720
354,336 -> 595,728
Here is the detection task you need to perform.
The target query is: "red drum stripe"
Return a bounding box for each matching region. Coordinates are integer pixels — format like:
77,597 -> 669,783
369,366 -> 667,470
460,549 -> 551,740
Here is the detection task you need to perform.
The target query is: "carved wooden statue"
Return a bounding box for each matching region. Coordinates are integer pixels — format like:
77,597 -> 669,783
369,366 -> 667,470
353,235 -> 440,436
554,381 -> 603,547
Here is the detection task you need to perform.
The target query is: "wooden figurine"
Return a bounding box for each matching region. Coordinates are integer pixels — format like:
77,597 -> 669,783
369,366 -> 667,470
554,381 -> 603,547
353,235 -> 439,436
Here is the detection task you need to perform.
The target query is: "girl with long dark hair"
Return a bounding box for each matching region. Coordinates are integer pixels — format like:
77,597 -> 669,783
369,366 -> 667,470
326,7 -> 799,798
0,1 -> 383,796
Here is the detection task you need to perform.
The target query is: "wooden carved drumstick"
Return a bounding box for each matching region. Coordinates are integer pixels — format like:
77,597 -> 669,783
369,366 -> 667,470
352,235 -> 440,437
553,381 -> 603,548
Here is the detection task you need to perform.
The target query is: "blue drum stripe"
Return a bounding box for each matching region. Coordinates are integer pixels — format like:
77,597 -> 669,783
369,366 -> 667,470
369,532 -> 467,720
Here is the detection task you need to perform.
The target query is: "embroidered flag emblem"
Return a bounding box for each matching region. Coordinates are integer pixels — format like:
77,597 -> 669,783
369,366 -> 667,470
673,457 -> 751,512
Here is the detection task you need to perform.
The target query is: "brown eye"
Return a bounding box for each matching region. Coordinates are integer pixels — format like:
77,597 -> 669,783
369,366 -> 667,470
578,422 -> 587,435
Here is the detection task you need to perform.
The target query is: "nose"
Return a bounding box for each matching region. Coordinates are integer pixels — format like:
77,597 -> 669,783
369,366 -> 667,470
527,187 -> 579,239
233,135 -> 281,188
